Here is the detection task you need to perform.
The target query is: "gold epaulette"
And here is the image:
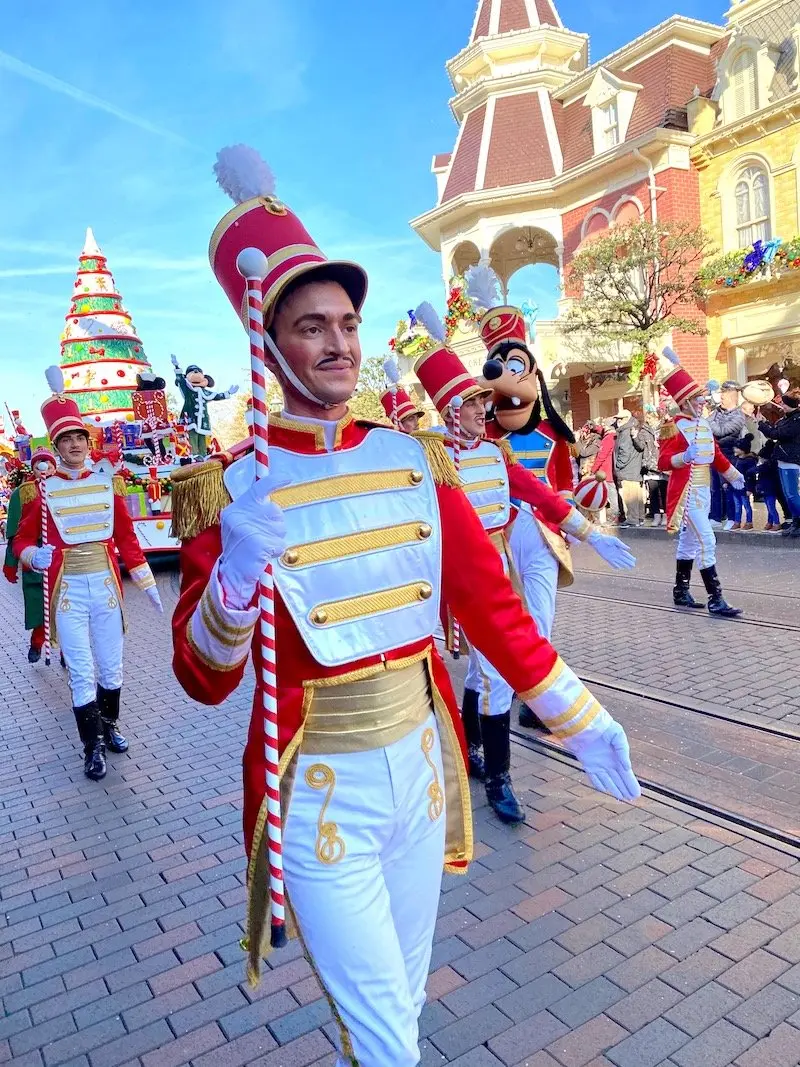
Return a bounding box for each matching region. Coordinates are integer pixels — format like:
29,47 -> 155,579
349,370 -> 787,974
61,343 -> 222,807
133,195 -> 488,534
170,460 -> 231,541
411,431 -> 460,488
18,481 -> 38,507
495,437 -> 518,465
568,442 -> 581,459
112,475 -> 126,497
659,421 -> 679,441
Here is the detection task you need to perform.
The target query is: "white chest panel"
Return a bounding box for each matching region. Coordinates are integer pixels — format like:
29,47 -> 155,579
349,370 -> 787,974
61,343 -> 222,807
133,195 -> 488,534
447,438 -> 510,531
679,417 -> 715,465
45,473 -> 114,545
224,429 -> 442,668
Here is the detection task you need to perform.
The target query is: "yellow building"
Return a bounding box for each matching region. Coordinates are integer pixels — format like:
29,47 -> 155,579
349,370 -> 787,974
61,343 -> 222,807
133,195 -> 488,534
691,0 -> 800,386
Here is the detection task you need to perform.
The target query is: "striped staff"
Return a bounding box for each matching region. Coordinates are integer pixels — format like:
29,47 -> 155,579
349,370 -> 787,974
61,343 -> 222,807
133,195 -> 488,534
450,394 -> 463,659
37,470 -> 51,667
236,247 -> 286,950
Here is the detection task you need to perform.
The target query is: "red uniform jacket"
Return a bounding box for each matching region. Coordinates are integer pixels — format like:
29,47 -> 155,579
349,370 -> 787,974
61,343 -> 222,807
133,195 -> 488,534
658,417 -> 736,531
13,470 -> 147,638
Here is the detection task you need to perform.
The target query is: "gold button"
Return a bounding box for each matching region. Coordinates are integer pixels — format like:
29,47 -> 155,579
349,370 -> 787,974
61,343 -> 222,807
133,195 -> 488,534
417,523 -> 432,540
311,608 -> 328,625
283,548 -> 300,566
495,455 -> 502,463
418,583 -> 433,601
103,503 -> 111,510
409,470 -> 424,485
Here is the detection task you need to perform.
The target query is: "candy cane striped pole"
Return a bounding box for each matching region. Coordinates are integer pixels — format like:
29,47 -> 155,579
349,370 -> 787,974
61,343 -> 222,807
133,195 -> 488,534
236,248 -> 286,950
391,386 -> 399,426
38,473 -> 51,667
450,395 -> 463,659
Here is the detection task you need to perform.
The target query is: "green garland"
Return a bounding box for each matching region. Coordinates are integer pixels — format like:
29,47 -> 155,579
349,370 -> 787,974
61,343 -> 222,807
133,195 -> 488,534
700,236 -> 800,290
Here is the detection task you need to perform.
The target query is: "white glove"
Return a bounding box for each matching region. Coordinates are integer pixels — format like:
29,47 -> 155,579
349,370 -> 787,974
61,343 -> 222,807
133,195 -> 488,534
730,474 -> 745,490
682,442 -> 700,463
586,529 -> 636,570
219,480 -> 288,609
564,719 -> 641,802
170,354 -> 180,369
228,384 -> 240,395
30,545 -> 55,571
145,586 -> 163,613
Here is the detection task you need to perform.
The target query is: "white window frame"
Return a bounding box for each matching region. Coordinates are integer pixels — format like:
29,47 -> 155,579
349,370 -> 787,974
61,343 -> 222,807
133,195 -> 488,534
600,98 -> 620,150
734,164 -> 771,248
730,49 -> 757,120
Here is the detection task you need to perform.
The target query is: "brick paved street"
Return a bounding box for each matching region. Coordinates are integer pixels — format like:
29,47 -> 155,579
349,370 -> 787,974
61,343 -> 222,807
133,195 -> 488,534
3,537 -> 800,1066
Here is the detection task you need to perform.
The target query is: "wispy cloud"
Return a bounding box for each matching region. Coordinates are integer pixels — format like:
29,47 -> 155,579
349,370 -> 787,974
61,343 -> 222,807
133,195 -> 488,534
0,49 -> 190,146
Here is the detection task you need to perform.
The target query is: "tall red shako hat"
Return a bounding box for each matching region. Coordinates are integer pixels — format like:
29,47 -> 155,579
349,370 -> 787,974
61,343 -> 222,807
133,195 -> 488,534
660,347 -> 704,405
380,387 -> 423,424
41,366 -> 89,444
411,301 -> 489,417
209,145 -> 368,329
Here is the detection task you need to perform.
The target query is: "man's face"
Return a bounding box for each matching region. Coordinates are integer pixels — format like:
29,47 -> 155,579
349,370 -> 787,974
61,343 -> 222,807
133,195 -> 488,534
399,413 -> 420,434
720,388 -> 739,410
452,395 -> 487,438
270,280 -> 362,407
56,431 -> 89,468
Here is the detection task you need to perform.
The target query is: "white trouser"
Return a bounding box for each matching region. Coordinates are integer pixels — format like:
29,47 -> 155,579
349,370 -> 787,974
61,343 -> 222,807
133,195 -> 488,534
464,645 -> 514,717
676,484 -> 717,569
508,508 -> 559,640
283,713 -> 447,1067
56,569 -> 124,708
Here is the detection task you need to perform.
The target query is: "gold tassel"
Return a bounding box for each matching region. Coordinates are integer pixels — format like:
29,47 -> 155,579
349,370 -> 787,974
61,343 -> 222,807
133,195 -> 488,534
495,437 -> 518,465
112,475 -> 126,498
412,431 -> 460,488
169,461 -> 230,541
18,481 -> 38,507
568,442 -> 580,459
659,421 -> 678,441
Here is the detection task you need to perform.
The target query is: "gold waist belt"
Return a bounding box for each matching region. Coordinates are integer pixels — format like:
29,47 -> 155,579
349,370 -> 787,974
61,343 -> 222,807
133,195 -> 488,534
63,542 -> 111,575
692,465 -> 711,488
302,659 -> 433,755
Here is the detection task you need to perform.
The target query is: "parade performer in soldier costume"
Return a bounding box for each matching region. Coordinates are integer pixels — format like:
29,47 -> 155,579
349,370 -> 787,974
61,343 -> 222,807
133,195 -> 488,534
3,449 -> 55,663
380,386 -> 424,433
414,313 -> 635,823
171,356 -> 240,457
169,145 -> 640,1067
658,348 -> 743,617
14,368 -> 163,779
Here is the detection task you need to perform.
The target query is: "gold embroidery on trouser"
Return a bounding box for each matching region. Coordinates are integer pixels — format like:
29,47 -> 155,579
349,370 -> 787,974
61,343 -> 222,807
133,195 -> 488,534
59,580 -> 71,612
305,765 -> 345,865
421,727 -> 444,822
104,576 -> 118,609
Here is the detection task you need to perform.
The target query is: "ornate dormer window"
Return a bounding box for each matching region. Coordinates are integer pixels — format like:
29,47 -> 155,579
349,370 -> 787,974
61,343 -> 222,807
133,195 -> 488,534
584,69 -> 640,156
731,49 -> 757,119
713,31 -> 781,125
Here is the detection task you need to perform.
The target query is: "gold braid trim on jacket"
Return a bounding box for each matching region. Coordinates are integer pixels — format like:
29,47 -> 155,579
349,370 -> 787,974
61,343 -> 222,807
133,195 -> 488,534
170,460 -> 231,541
659,421 -> 679,441
495,437 -> 518,465
411,431 -> 461,488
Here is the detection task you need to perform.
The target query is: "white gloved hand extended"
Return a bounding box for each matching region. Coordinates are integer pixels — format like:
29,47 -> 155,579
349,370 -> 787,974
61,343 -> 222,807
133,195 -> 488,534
170,353 -> 180,369
564,719 -> 641,802
682,442 -> 700,464
145,586 -> 163,614
218,480 -> 288,609
586,529 -> 636,570
228,384 -> 240,396
30,545 -> 55,572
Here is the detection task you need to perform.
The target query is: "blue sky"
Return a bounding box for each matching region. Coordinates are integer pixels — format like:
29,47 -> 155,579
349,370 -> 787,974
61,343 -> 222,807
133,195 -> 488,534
0,0 -> 723,433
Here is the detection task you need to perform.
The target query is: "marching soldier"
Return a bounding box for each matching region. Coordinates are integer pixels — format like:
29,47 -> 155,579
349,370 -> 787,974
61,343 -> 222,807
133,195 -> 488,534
380,386 -> 424,433
14,369 -> 163,779
170,146 -> 640,1067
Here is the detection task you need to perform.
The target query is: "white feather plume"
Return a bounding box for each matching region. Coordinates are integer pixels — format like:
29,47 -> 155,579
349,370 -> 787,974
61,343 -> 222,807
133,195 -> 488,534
45,365 -> 64,394
466,263 -> 501,312
213,145 -> 276,204
414,301 -> 446,343
383,356 -> 401,385
662,347 -> 680,366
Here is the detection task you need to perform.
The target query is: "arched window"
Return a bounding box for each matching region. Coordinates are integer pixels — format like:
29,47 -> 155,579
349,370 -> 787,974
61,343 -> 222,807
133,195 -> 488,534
734,165 -> 770,247
731,50 -> 757,119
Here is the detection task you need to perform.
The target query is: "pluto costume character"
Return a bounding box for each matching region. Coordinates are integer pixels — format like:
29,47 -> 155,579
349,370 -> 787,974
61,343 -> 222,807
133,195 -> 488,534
169,145 -> 640,1067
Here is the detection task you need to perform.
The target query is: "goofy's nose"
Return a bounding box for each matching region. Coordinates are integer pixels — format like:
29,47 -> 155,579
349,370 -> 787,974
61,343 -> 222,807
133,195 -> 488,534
482,358 -> 503,381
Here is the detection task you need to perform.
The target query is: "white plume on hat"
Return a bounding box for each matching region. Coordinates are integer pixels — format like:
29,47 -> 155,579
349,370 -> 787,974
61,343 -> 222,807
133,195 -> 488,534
414,301 -> 446,344
383,356 -> 401,385
45,365 -> 65,394
214,145 -> 276,205
661,347 -> 680,366
465,262 -> 501,313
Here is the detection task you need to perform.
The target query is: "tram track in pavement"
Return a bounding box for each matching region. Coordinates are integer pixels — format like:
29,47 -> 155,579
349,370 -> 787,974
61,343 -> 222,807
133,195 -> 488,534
510,726 -> 800,859
575,567 -> 800,602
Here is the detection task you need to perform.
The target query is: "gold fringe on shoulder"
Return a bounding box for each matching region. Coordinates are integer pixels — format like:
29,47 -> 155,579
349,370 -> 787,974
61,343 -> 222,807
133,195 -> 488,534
659,421 -> 679,441
18,481 -> 38,507
112,475 -> 126,497
411,431 -> 460,488
170,460 -> 231,541
495,437 -> 518,465
568,442 -> 581,459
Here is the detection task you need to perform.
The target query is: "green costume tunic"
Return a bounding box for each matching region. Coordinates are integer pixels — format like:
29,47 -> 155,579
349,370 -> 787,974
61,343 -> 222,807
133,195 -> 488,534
4,486 -> 44,630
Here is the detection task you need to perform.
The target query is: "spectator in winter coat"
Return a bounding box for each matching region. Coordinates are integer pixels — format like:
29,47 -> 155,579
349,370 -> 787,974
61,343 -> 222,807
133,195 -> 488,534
635,414 -> 668,526
614,411 -> 644,526
759,383 -> 800,538
709,381 -> 747,527
592,425 -> 620,525
756,440 -> 786,531
578,424 -> 602,477
731,435 -> 757,530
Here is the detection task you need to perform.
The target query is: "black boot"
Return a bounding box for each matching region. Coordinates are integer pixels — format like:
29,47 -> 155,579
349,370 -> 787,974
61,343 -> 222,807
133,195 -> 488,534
700,565 -> 742,618
27,643 -> 42,663
73,702 -> 107,780
518,703 -> 551,733
788,518 -> 800,539
673,559 -> 703,608
481,712 -> 524,824
97,686 -> 128,753
461,689 -> 484,780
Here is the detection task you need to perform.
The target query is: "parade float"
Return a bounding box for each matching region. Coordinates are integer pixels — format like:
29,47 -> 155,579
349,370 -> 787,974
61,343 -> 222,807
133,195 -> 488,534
59,229 -> 187,554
